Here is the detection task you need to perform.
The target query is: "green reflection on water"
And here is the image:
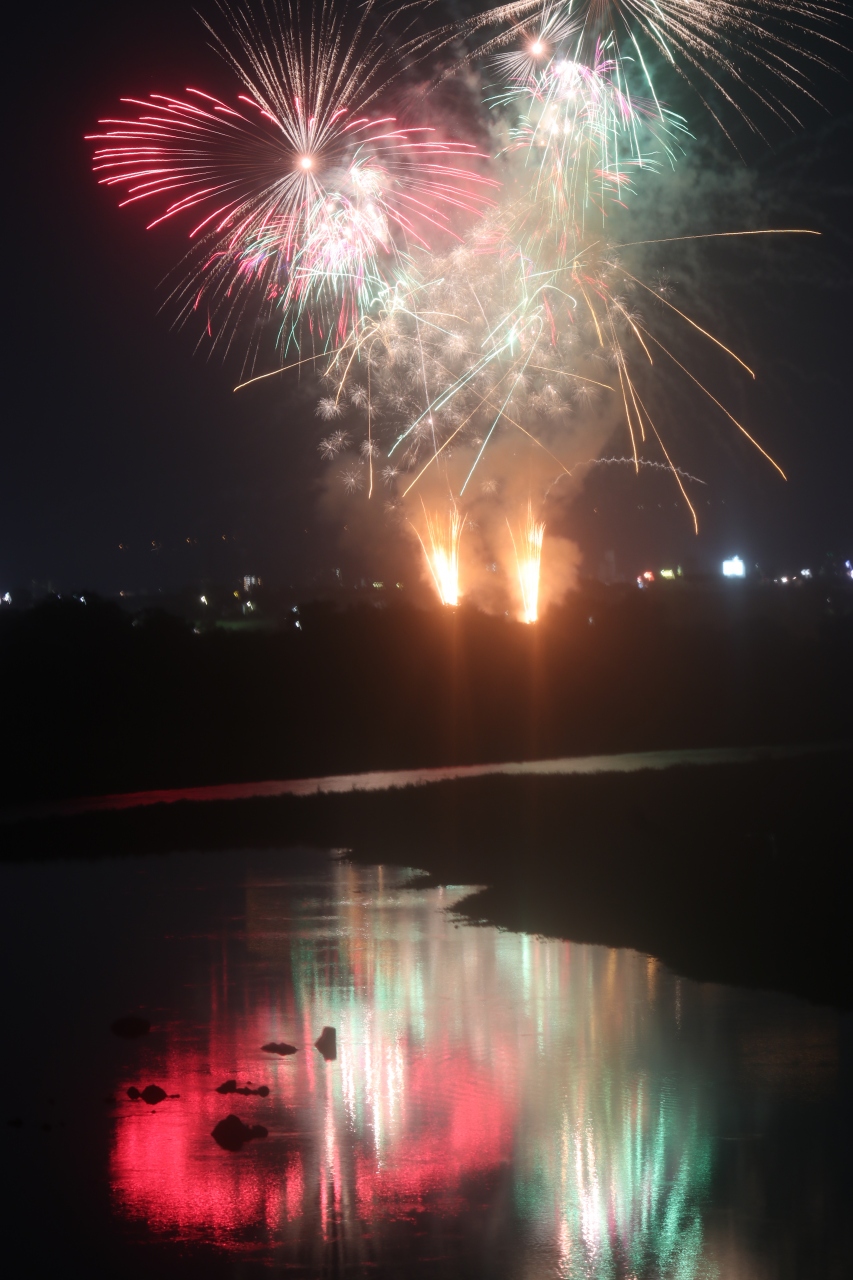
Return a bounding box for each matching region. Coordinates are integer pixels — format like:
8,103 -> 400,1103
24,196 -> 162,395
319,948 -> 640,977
257,863 -> 720,1277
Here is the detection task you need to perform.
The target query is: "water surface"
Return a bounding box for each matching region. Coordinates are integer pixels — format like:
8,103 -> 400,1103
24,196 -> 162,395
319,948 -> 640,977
2,848 -> 849,1278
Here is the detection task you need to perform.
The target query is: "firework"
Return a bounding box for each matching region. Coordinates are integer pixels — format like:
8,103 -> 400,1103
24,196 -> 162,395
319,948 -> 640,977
509,503 -> 545,623
87,0 -> 494,363
412,504 -> 464,606
492,33 -> 689,246
90,0 -> 840,582
458,0 -> 845,136
306,1 -> 797,534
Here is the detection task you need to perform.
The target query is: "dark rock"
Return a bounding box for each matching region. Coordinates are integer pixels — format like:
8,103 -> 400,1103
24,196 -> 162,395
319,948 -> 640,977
111,1016 -> 150,1039
211,1114 -> 269,1151
216,1080 -> 270,1097
261,1042 -> 297,1056
314,1027 -> 337,1061
127,1084 -> 177,1105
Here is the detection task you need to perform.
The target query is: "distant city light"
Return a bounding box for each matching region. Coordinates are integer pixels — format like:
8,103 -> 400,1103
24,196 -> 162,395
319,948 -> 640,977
722,556 -> 745,578
800,569 -> 812,579
1,592 -> 11,604
643,570 -> 654,582
659,568 -> 675,580
200,595 -> 208,605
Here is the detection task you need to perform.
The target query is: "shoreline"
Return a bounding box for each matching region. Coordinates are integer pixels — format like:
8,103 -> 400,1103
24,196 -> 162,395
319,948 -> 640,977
3,749 -> 850,1010
2,740 -> 842,824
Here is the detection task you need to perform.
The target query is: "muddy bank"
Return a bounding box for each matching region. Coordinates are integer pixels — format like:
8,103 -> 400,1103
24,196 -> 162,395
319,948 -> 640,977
3,749 -> 850,1009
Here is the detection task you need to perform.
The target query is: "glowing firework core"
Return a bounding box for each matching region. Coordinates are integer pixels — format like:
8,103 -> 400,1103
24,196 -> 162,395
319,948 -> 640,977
298,155 -> 313,170
510,505 -> 545,624
530,41 -> 545,56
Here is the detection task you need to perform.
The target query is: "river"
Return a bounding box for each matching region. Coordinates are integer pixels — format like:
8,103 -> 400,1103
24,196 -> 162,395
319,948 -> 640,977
2,846 -> 849,1277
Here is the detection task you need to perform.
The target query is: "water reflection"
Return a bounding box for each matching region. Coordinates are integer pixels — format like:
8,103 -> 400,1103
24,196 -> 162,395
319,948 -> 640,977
107,861 -> 746,1276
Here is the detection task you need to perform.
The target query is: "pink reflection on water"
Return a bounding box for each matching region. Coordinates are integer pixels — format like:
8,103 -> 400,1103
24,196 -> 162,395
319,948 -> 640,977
108,869 -> 519,1257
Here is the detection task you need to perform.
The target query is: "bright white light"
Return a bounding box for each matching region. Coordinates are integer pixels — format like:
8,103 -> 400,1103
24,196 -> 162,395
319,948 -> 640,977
200,595 -> 208,605
530,40 -> 545,55
722,556 -> 745,578
800,568 -> 812,578
298,155 -> 313,171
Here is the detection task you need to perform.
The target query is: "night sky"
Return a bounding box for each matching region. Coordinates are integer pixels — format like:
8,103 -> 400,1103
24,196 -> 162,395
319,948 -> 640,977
6,0 -> 852,596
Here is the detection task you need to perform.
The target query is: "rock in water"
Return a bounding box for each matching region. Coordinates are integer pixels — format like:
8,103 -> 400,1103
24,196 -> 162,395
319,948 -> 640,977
111,1016 -> 150,1039
215,1080 -> 269,1096
127,1084 -> 174,1105
211,1114 -> 269,1151
314,1027 -> 337,1061
261,1042 -> 297,1056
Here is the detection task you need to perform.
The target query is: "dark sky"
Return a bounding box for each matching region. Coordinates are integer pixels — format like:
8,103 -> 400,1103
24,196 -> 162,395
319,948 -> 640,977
5,0 -> 852,594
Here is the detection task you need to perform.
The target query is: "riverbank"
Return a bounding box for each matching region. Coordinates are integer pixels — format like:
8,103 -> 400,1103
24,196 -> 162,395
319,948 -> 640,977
4,747 -> 850,1009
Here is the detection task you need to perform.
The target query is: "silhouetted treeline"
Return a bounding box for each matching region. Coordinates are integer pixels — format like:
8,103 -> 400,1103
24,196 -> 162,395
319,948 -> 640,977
0,586 -> 850,803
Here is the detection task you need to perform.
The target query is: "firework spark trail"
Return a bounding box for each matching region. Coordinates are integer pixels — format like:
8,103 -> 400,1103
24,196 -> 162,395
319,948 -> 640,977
566,457 -> 706,484
508,503 -> 546,622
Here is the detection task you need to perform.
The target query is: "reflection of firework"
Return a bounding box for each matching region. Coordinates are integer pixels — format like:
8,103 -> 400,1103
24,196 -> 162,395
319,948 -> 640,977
509,503 -> 545,623
412,504 -> 464,606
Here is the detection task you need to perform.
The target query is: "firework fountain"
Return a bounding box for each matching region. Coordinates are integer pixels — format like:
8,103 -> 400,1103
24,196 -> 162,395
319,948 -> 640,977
413,503 -> 465,607
88,0 -> 841,615
509,503 -> 546,623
